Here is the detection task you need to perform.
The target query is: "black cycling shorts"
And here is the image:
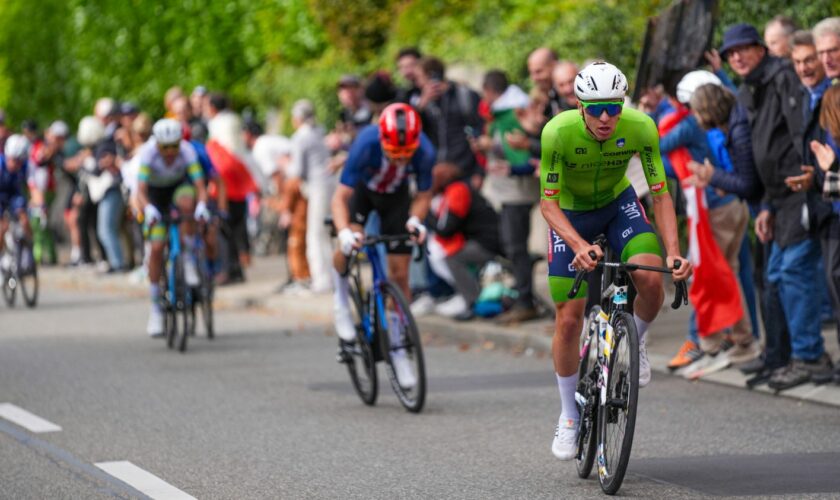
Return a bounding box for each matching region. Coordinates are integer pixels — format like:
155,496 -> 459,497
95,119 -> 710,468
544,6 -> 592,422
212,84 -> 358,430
348,182 -> 411,254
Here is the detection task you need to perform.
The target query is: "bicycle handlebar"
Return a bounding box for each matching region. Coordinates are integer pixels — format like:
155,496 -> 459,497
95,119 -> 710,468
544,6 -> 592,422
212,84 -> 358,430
568,256 -> 688,310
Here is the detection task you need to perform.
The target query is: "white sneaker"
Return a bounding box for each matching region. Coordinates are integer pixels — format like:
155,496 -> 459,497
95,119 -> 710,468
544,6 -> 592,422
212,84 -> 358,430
147,308 -> 164,337
410,294 -> 435,317
334,304 -> 357,342
639,337 -> 651,388
184,257 -> 200,287
434,294 -> 467,318
682,351 -> 731,380
552,417 -> 579,460
391,351 -> 417,389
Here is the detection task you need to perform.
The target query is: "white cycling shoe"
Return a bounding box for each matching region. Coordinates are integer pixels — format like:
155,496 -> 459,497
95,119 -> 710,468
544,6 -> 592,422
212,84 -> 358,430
147,308 -> 164,338
639,337 -> 651,388
552,417 -> 579,460
391,351 -> 417,389
334,304 -> 357,342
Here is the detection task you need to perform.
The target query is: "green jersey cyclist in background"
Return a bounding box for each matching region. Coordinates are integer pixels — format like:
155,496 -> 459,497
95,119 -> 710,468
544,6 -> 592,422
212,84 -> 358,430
539,62 -> 692,460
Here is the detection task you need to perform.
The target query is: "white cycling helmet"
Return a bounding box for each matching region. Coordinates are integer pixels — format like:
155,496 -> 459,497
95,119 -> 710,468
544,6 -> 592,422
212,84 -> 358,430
4,134 -> 30,160
676,70 -> 722,104
77,116 -> 106,147
152,118 -> 183,145
574,62 -> 629,101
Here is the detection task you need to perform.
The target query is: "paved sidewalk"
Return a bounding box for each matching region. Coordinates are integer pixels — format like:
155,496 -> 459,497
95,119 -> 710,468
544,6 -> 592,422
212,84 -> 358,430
36,256 -> 840,408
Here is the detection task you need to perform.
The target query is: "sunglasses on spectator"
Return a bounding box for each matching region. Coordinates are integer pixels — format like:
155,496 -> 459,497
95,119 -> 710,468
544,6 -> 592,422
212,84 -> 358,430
158,143 -> 179,152
581,100 -> 624,117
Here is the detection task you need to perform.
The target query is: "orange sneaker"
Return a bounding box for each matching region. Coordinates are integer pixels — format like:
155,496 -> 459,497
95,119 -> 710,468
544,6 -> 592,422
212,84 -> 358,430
667,339 -> 702,371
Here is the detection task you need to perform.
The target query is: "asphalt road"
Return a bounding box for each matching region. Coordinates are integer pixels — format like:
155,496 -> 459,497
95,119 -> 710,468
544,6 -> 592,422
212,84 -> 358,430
2,288 -> 840,499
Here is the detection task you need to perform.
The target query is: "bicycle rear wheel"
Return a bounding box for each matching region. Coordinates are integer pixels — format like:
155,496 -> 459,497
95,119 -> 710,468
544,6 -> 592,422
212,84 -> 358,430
576,306 -> 600,479
197,246 -> 214,339
377,282 -> 426,413
344,275 -> 377,405
597,311 -> 639,495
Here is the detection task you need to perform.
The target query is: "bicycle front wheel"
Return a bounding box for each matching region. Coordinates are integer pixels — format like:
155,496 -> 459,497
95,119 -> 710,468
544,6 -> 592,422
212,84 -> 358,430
377,282 -> 426,413
18,246 -> 38,308
597,311 -> 639,495
576,306 -> 600,479
344,275 -> 377,405
2,269 -> 15,307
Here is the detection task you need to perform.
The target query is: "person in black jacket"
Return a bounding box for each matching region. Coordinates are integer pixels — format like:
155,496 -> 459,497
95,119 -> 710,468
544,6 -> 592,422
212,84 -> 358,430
722,23 -> 833,390
427,162 -> 500,320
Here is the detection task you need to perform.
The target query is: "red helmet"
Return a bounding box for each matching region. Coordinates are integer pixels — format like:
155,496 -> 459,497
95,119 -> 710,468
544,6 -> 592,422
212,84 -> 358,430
379,103 -> 421,160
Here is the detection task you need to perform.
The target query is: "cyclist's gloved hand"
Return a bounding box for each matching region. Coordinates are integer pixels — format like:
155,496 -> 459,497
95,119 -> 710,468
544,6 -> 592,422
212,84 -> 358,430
194,201 -> 210,222
144,204 -> 162,226
406,215 -> 427,244
338,228 -> 363,256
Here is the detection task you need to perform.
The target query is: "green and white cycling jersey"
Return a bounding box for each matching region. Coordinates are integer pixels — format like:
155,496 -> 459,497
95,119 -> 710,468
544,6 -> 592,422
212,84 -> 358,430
539,107 -> 668,211
137,138 -> 203,188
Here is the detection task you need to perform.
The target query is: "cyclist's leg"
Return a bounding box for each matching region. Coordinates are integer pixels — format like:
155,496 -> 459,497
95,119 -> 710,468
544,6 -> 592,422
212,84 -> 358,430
606,188 -> 663,386
174,184 -> 200,286
144,186 -> 175,336
332,186 -> 371,343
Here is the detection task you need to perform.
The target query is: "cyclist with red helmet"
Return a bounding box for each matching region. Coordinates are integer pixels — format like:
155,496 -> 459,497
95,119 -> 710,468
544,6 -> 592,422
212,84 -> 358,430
331,103 -> 436,385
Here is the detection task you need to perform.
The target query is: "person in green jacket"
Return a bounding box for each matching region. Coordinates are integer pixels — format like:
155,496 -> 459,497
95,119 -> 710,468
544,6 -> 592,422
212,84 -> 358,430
476,69 -> 541,324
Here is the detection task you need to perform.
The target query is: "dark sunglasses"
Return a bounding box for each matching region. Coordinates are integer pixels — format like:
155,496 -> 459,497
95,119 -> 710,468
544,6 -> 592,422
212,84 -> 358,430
581,100 -> 624,117
158,143 -> 179,152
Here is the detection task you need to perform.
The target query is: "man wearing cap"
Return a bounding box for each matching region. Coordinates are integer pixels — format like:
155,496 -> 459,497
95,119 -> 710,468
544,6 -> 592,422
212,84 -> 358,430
720,23 -> 833,389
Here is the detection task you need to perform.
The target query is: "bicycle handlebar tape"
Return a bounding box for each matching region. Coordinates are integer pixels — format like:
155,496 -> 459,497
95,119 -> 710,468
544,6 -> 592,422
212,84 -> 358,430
568,269 -> 588,299
412,242 -> 423,262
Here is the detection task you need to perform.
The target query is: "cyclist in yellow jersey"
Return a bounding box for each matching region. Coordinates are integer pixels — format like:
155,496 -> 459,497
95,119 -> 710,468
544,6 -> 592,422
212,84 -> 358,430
539,62 -> 692,460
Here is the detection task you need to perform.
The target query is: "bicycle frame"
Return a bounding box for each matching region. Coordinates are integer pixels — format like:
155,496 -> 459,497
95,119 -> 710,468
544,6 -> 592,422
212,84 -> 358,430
353,243 -> 391,346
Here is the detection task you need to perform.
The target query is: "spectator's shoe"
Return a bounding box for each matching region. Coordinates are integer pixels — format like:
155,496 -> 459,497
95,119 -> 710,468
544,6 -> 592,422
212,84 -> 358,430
639,336 -> 651,387
283,281 -> 313,297
683,351 -> 730,380
391,350 -> 417,389
333,304 -> 357,342
667,339 -> 702,371
726,341 -> 761,366
146,308 -> 164,338
745,366 -> 775,389
551,418 -> 579,460
409,294 -> 435,317
768,363 -> 810,391
738,356 -> 766,375
495,305 -> 539,326
454,309 -> 475,322
798,353 -> 834,385
721,334 -> 735,352
434,294 -> 467,318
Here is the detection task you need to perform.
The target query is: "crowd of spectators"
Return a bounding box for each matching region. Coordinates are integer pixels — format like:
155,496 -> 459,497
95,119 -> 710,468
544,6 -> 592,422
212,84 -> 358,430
3,14 -> 840,390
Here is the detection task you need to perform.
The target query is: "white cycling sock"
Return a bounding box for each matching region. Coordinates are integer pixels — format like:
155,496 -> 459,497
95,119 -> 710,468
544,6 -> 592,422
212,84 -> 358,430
332,268 -> 349,309
557,373 -> 580,421
634,314 -> 650,344
150,283 -> 161,311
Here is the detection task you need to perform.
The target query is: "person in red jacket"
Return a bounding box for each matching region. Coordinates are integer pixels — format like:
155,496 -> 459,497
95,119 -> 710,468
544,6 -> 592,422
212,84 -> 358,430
427,162 -> 501,320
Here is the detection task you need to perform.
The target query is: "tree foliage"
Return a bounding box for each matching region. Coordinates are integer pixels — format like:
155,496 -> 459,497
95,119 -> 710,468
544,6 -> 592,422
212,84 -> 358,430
0,0 -> 836,130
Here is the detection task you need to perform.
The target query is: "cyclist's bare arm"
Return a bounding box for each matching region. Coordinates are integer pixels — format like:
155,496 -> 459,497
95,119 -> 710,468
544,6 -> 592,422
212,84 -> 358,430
649,194 -> 692,281
330,184 -> 354,232
409,190 -> 432,222
137,181 -> 150,211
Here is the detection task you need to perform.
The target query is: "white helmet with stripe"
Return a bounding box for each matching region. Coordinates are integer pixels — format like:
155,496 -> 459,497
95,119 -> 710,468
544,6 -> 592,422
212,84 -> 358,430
574,61 -> 628,101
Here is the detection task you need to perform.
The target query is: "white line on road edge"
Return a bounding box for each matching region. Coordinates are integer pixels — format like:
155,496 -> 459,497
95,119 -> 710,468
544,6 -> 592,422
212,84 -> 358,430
0,403 -> 62,433
95,461 -> 196,500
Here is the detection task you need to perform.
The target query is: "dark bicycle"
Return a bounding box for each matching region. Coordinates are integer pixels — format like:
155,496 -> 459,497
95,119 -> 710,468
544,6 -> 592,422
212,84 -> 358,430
1,218 -> 38,308
188,220 -> 215,340
337,232 -> 427,413
569,236 -> 687,495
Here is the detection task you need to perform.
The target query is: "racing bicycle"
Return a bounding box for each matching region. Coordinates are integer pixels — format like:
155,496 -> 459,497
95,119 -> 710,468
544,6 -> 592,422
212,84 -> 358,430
569,236 -> 687,495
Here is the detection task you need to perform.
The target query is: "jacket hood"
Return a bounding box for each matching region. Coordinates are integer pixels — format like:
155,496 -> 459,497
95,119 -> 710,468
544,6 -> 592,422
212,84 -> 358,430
491,85 -> 530,112
746,55 -> 790,86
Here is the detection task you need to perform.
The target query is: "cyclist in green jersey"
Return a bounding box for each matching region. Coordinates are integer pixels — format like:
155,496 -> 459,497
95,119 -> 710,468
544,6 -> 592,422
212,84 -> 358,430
540,62 -> 692,460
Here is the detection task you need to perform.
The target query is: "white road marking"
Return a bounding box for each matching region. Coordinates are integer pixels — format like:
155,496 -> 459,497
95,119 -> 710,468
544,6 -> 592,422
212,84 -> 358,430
95,461 -> 196,500
0,403 -> 62,433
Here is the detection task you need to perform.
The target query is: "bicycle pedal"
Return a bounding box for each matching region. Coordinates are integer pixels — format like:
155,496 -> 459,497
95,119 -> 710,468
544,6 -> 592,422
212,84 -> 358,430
336,345 -> 352,364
